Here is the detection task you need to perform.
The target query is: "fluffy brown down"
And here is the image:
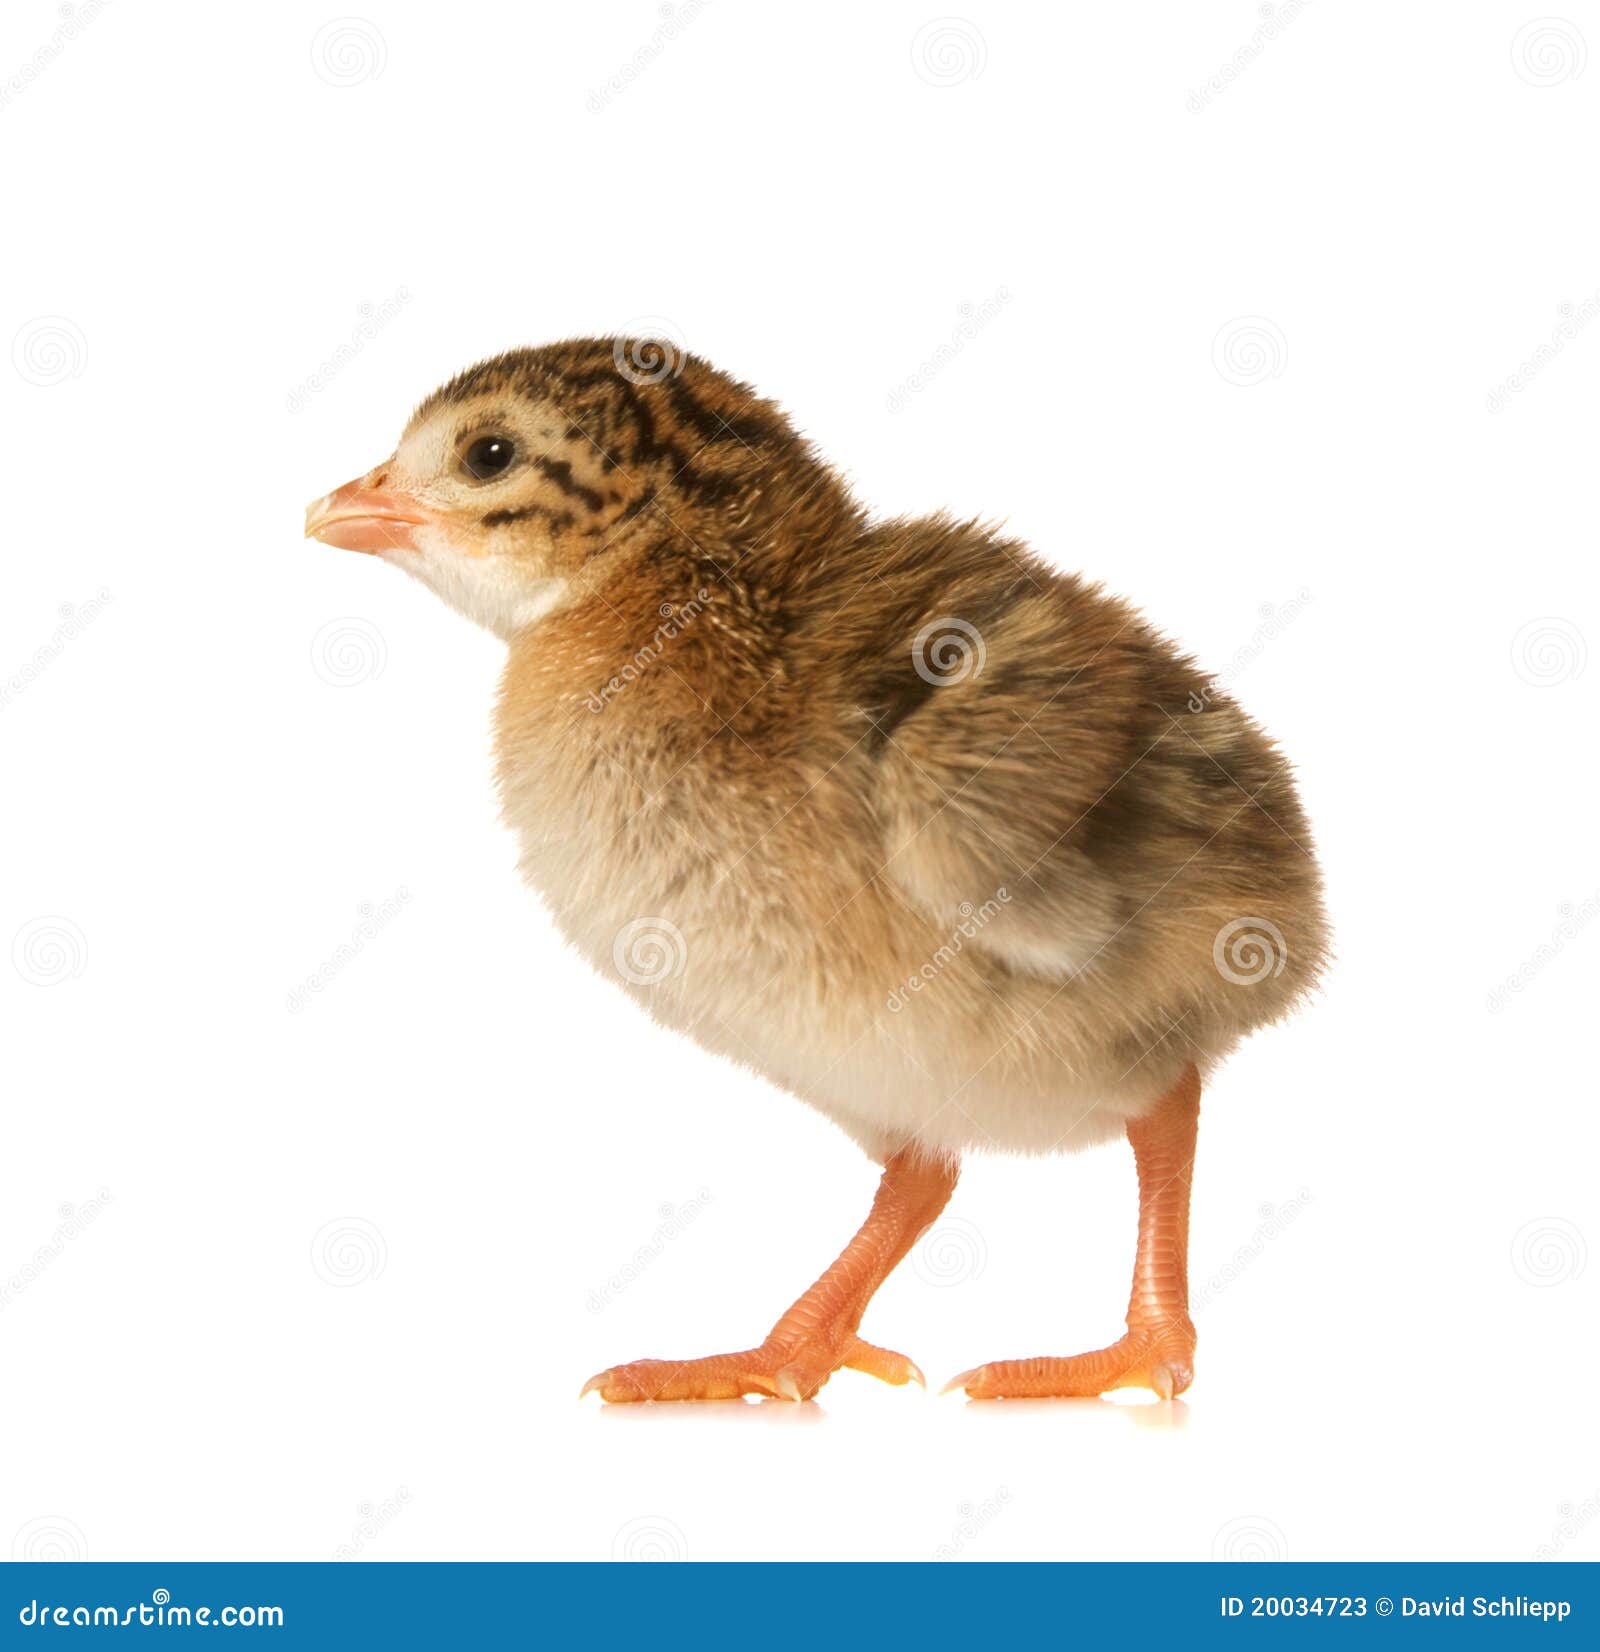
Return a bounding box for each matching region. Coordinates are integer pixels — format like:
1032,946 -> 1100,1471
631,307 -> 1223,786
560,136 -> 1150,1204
408,339 -> 1328,1157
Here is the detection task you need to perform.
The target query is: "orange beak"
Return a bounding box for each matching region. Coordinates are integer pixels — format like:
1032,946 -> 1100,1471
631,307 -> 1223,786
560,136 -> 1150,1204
304,467 -> 435,554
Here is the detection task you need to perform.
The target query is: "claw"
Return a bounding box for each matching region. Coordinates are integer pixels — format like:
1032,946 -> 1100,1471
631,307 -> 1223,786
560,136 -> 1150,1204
842,1336 -> 924,1388
1151,1362 -> 1174,1401
772,1366 -> 805,1402
940,1365 -> 982,1397
580,1370 -> 612,1400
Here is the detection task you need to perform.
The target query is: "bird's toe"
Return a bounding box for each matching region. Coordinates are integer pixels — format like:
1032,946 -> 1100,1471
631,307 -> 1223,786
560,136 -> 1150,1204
581,1333 -> 930,1404
842,1335 -> 925,1388
944,1324 -> 1196,1401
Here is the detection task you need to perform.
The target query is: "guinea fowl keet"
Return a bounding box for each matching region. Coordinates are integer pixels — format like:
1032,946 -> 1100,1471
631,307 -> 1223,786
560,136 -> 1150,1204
304,337 -> 1329,1402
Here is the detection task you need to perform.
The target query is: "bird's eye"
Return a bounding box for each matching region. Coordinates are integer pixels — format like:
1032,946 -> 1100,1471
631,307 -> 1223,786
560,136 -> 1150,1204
461,435 -> 517,481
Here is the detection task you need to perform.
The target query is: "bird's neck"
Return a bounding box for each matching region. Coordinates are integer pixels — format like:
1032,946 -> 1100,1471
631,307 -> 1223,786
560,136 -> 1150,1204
501,559 -> 784,735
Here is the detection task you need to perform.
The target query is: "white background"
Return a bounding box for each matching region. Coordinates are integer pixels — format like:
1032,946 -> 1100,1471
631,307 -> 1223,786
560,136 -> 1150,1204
3,0 -> 1596,1564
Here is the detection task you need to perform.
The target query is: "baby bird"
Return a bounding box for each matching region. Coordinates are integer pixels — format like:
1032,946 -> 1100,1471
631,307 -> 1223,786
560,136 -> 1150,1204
305,338 -> 1328,1403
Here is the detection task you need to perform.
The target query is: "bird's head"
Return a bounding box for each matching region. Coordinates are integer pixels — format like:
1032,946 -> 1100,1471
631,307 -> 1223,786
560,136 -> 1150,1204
304,337 -> 856,639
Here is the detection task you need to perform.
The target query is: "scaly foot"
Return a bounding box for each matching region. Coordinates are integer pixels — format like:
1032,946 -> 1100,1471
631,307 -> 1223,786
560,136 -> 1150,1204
581,1145 -> 958,1403
945,1317 -> 1196,1400
583,1333 -> 924,1403
947,1070 -> 1206,1402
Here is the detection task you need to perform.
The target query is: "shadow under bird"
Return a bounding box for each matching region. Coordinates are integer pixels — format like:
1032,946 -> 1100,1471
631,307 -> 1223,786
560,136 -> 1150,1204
304,337 -> 1329,1402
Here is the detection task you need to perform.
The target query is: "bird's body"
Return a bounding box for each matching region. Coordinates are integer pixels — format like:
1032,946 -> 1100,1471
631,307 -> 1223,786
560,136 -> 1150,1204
306,337 -> 1328,1401
497,516 -> 1321,1160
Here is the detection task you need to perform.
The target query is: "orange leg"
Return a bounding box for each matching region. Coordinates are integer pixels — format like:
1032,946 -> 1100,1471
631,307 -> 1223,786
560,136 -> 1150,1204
947,1066 -> 1201,1400
582,1148 -> 959,1402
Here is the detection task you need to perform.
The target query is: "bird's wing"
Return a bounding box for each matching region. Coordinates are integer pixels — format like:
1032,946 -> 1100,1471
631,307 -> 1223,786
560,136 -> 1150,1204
862,575 -> 1245,983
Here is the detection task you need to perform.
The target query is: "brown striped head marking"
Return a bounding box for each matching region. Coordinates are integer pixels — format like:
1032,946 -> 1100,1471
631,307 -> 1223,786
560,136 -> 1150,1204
321,337 -> 858,636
